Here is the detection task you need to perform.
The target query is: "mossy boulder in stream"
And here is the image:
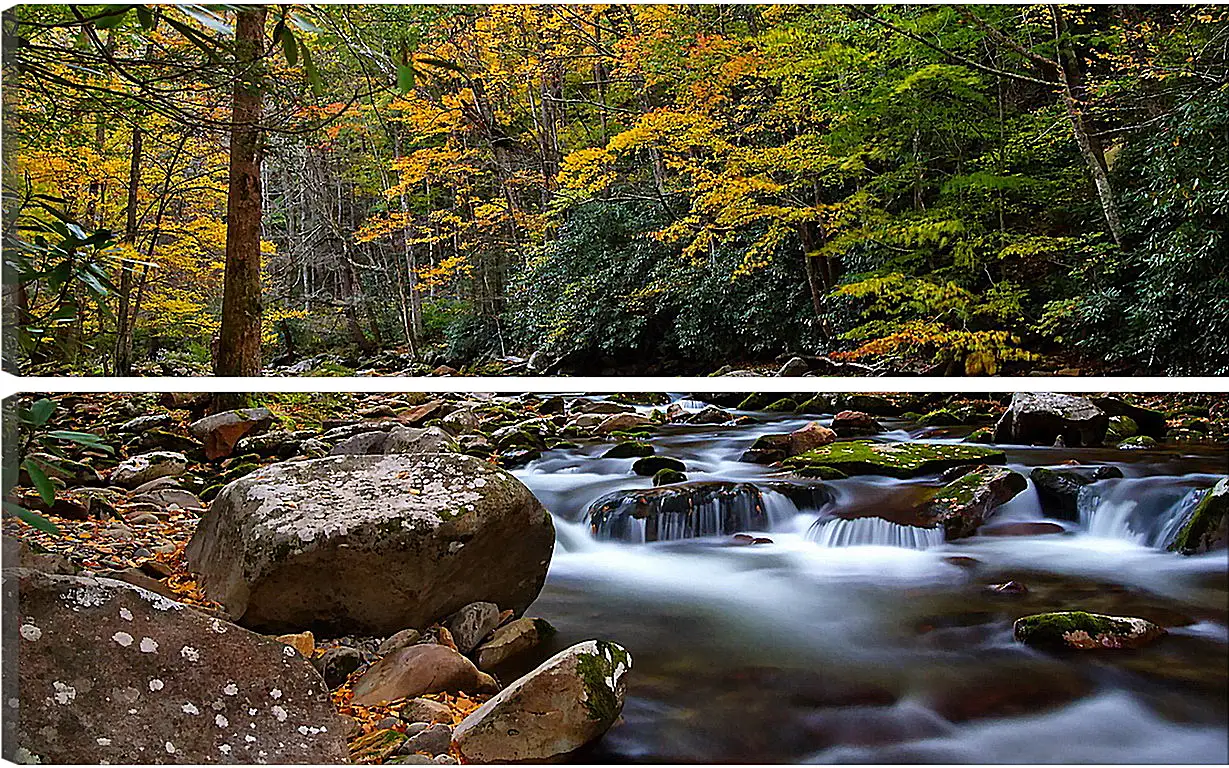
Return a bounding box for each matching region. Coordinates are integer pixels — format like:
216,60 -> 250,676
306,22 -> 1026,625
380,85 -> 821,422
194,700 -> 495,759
920,465 -> 1027,540
1168,477 -> 1229,555
452,640 -> 631,763
602,440 -> 654,459
1013,611 -> 1166,650
782,441 -> 1006,479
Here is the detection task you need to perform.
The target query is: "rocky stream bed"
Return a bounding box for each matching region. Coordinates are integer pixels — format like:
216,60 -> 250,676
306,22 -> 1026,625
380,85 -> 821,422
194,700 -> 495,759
3,391 -> 1227,763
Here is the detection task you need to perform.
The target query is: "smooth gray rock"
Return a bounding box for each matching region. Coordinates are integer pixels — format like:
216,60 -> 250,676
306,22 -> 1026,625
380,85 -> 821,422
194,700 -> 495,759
445,601 -> 500,654
994,392 -> 1108,447
110,451 -> 187,489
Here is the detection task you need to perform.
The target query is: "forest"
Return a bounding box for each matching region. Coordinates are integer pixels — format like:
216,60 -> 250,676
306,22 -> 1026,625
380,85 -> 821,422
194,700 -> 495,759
3,4 -> 1227,377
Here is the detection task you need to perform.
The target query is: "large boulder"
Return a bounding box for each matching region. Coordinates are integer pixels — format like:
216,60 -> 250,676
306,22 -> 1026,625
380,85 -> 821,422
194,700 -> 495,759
1030,465 -> 1124,521
350,644 -> 494,706
993,393 -> 1108,447
782,441 -> 1006,479
1091,396 -> 1167,439
1168,477 -> 1228,555
185,453 -> 555,635
110,451 -> 188,488
920,466 -> 1027,540
452,640 -> 631,763
189,407 -> 274,459
383,425 -> 458,455
1013,611 -> 1166,650
585,482 -> 773,542
3,570 -> 348,764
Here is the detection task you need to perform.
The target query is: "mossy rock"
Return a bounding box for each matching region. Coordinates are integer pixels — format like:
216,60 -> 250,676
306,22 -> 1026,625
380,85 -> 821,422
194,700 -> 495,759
1105,415 -> 1139,442
1013,611 -> 1165,650
549,440 -> 580,450
763,398 -> 799,413
632,456 -> 686,476
652,468 -> 688,486
1117,435 -> 1158,450
200,483 -> 225,502
964,427 -> 994,444
1168,477 -> 1228,555
789,465 -> 849,480
782,441 -> 1006,479
217,461 -> 262,485
736,393 -> 777,411
918,409 -> 963,427
608,428 -> 657,440
797,396 -> 833,414
921,466 -> 1027,540
602,441 -> 655,459
835,394 -> 899,415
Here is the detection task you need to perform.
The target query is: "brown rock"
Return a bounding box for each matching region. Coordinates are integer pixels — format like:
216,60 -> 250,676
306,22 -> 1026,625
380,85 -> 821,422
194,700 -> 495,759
594,412 -> 653,435
188,407 -> 274,460
399,697 -> 454,724
351,644 -> 494,706
475,617 -> 555,670
831,410 -> 882,437
789,422 -> 837,455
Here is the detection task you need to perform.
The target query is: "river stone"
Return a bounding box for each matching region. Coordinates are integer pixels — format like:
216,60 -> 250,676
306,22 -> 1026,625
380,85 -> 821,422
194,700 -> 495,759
351,644 -> 494,706
4,569 -> 347,764
790,422 -> 837,455
782,441 -> 1006,479
602,441 -> 654,459
452,640 -> 631,763
1013,611 -> 1166,650
586,482 -> 771,542
398,723 -> 453,757
399,697 -> 453,724
445,601 -> 501,653
919,465 -> 1027,540
189,407 -> 274,460
384,426 -> 458,455
379,628 -> 423,656
595,413 -> 653,435
26,453 -> 101,486
118,413 -> 172,434
688,405 -> 732,425
315,646 -> 364,689
1030,465 -> 1123,521
184,453 -> 555,635
993,392 -> 1108,446
328,430 -> 390,455
1168,477 -> 1228,555
830,410 -> 882,437
130,487 -> 206,514
631,456 -> 686,476
110,451 -> 188,488
475,617 -> 556,671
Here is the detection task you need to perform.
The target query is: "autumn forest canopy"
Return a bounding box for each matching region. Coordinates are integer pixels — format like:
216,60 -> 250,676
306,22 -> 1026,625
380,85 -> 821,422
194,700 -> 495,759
2,3 -> 1227,377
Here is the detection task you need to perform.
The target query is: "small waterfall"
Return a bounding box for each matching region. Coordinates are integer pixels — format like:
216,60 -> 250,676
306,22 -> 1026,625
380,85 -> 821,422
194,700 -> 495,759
809,516 -> 946,550
1078,478 -> 1209,548
586,482 -> 788,542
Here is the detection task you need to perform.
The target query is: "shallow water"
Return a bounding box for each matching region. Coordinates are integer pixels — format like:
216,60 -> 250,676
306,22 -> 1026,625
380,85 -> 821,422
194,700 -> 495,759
510,400 -> 1229,764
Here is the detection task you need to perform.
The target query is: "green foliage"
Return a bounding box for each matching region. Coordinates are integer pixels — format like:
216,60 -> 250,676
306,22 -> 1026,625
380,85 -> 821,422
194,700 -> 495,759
3,396 -> 113,534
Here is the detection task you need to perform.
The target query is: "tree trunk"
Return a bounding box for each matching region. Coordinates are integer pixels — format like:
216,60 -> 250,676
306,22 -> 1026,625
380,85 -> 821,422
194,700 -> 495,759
215,5 -> 267,377
1052,6 -> 1125,247
114,123 -> 142,376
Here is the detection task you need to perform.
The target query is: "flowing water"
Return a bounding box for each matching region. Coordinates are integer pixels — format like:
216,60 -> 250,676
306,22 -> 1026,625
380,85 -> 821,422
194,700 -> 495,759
509,397 -> 1229,764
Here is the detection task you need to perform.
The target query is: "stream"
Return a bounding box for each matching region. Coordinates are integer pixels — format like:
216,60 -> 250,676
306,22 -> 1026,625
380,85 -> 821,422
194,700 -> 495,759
506,396 -> 1228,763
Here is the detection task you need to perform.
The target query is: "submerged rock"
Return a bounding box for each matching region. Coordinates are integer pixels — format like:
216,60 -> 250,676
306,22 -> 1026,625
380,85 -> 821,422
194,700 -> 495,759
185,453 -> 555,635
993,392 -> 1108,447
5,569 -> 347,764
585,482 -> 773,542
1013,611 -> 1166,650
1030,465 -> 1123,521
783,441 -> 1006,479
452,640 -> 631,763
920,465 -> 1027,540
1168,477 -> 1228,555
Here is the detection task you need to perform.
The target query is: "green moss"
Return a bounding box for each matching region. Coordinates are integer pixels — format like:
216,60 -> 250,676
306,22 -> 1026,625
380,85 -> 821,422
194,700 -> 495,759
797,396 -> 833,414
652,468 -> 688,486
609,393 -> 670,406
763,398 -> 799,413
575,640 -> 631,724
632,456 -> 686,476
964,427 -> 994,444
791,465 -> 849,480
1117,435 -> 1158,450
919,409 -> 962,427
736,393 -> 776,411
1013,611 -> 1160,649
217,461 -> 261,484
783,440 -> 1006,479
602,441 -> 655,459
1105,415 -> 1139,442
1168,478 -> 1228,555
